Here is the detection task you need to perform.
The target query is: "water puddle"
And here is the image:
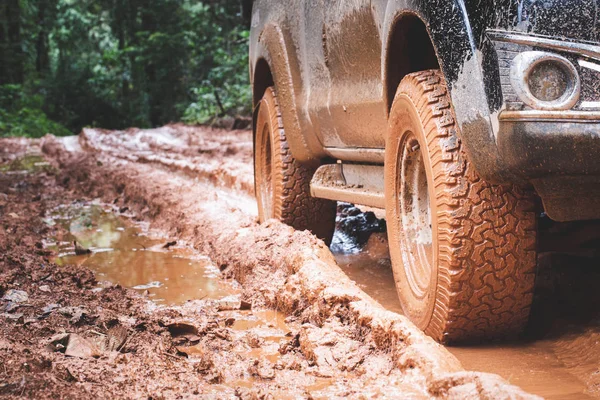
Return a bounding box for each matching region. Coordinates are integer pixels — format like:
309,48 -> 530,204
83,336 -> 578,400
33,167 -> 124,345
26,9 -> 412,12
333,230 -> 403,315
333,209 -> 600,399
180,309 -> 290,366
46,202 -> 237,305
450,343 -> 595,400
44,202 -> 314,394
0,154 -> 52,174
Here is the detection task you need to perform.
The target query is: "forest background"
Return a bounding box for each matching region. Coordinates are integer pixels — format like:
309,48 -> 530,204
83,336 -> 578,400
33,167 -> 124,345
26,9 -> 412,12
0,0 -> 252,137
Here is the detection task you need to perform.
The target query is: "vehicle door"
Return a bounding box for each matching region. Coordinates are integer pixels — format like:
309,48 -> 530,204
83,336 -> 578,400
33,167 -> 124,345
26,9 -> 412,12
316,0 -> 387,150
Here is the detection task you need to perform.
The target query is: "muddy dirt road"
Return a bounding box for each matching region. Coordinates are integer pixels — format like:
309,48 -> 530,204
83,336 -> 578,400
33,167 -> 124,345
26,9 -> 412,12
1,125 -> 599,398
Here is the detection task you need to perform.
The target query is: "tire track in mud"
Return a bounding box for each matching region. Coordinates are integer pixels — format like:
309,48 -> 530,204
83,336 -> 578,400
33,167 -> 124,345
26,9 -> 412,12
42,128 -> 539,398
80,125 -> 255,196
336,230 -> 600,399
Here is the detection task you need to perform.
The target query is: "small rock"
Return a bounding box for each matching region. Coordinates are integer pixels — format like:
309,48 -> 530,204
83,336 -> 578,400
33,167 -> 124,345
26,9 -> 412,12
65,334 -> 100,358
73,241 -> 91,255
162,241 -> 177,249
2,289 -> 29,303
58,306 -> 88,324
240,300 -> 252,310
39,285 -> 51,293
40,303 -> 60,318
217,295 -> 241,311
166,322 -> 202,345
47,333 -> 100,358
166,322 -> 198,338
47,333 -> 70,352
1,313 -> 24,321
4,302 -> 20,313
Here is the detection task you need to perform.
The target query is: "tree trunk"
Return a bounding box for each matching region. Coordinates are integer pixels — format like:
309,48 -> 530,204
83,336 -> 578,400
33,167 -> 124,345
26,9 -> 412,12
241,0 -> 253,28
0,1 -> 7,83
36,1 -> 51,76
114,0 -> 130,100
0,0 -> 23,84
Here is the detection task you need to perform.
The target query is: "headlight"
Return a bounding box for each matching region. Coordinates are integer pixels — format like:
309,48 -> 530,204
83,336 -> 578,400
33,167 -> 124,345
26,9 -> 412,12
510,51 -> 580,110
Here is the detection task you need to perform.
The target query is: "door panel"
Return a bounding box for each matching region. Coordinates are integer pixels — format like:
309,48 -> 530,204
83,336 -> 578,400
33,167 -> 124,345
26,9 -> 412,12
298,0 -> 331,149
317,0 -> 387,150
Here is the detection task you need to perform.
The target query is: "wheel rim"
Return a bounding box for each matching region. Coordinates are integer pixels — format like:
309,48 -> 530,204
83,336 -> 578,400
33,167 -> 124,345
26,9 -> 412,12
258,124 -> 274,218
397,133 -> 433,300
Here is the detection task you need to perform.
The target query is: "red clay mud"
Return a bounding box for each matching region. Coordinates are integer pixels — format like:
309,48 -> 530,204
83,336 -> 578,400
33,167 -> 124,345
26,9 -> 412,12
80,125 -> 254,196
0,145 -> 379,399
18,127 -> 539,398
335,221 -> 600,399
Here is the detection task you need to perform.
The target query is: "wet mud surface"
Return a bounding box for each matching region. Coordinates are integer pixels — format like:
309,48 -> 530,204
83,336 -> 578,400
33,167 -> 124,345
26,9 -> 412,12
2,142 -> 422,398
2,124 -> 598,398
334,215 -> 600,399
0,147 -> 317,398
48,204 -> 236,305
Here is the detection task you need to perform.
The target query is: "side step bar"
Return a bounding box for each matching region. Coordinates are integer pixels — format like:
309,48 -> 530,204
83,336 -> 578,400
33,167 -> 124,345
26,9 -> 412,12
310,163 -> 385,209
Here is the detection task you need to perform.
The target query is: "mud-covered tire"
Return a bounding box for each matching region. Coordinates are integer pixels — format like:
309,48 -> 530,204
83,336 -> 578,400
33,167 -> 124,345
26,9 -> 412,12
254,87 -> 337,243
385,70 -> 537,343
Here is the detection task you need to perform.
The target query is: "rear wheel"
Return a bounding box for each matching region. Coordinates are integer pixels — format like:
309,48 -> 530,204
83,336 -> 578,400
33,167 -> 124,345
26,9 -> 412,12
254,87 -> 337,243
385,70 -> 537,343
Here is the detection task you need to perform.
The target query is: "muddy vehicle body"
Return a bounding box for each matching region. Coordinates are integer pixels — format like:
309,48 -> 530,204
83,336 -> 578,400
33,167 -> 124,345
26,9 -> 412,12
249,1 -> 600,342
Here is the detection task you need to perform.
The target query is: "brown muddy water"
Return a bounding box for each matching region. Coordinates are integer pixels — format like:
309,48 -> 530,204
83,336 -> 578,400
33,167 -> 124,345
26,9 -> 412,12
45,203 -> 236,305
333,223 -> 600,400
42,200 -> 600,398
0,154 -> 51,174
42,203 -> 357,398
43,203 -> 303,390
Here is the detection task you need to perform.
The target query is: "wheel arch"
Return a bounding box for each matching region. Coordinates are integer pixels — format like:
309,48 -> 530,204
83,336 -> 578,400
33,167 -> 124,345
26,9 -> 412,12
252,57 -> 274,109
382,2 -> 512,183
250,23 -> 320,165
383,13 -> 439,115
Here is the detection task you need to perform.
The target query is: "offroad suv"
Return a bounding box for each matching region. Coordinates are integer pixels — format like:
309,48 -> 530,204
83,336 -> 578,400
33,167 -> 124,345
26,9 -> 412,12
249,1 -> 600,343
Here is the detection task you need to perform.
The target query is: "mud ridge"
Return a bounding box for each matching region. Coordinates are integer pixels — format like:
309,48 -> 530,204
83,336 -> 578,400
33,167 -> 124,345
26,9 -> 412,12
41,133 -> 539,398
80,126 -> 254,196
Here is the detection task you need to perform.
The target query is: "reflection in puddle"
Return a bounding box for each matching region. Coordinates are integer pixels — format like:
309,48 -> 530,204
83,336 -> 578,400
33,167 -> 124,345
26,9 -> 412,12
333,232 -> 403,315
47,203 -> 237,305
0,154 -> 51,174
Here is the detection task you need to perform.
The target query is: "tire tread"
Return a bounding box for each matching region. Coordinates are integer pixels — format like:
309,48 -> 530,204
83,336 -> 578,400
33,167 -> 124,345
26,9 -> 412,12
392,70 -> 537,342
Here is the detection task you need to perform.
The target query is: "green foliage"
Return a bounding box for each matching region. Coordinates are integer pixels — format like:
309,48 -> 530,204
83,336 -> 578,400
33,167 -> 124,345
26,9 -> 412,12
183,27 -> 251,125
0,0 -> 251,137
0,84 -> 71,138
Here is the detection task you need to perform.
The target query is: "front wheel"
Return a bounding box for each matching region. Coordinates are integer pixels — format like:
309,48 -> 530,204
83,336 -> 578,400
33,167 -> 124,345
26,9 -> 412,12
254,87 -> 337,243
385,70 -> 538,343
